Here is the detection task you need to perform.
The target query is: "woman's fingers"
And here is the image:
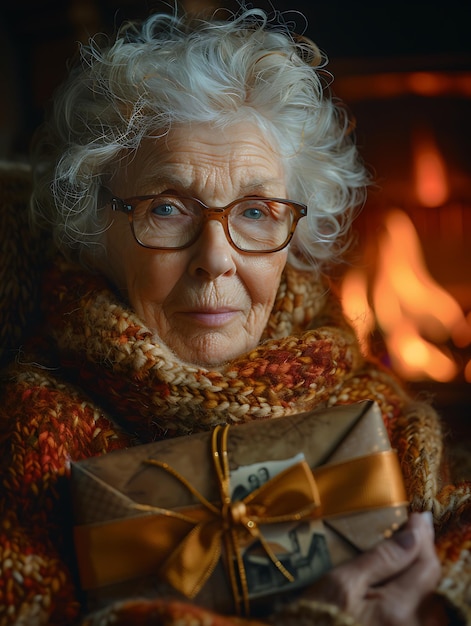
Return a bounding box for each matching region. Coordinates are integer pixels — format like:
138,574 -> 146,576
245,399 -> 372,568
358,512 -> 437,588
362,513 -> 442,623
303,512 -> 442,625
377,514 -> 440,595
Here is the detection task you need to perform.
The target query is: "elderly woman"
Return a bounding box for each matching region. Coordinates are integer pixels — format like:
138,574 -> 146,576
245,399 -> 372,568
0,7 -> 469,626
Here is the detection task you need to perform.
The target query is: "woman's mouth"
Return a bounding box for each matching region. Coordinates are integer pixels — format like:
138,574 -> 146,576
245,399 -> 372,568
178,308 -> 239,327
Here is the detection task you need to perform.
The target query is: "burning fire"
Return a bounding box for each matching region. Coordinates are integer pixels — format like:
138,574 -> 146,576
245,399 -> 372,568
413,128 -> 449,208
341,209 -> 471,382
341,126 -> 471,383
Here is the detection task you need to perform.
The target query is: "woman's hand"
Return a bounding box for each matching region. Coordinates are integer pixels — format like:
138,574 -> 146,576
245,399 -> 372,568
303,512 -> 447,625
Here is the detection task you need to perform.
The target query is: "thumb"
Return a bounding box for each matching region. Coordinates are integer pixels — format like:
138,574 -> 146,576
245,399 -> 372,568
345,513 -> 431,587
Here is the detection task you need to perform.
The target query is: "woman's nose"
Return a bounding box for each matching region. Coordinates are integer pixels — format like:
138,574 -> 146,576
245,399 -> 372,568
188,220 -> 237,280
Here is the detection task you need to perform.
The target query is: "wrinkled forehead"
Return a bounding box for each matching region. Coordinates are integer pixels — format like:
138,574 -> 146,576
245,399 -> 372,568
108,122 -> 287,201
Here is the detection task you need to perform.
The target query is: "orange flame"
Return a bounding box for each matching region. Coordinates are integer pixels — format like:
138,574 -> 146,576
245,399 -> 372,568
413,130 -> 449,207
341,209 -> 470,382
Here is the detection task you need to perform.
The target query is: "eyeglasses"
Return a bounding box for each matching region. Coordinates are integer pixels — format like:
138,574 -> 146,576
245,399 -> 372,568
109,193 -> 307,253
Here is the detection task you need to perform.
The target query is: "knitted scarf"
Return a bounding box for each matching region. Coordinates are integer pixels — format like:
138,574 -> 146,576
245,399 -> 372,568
1,256 -> 470,626
40,256 -> 401,442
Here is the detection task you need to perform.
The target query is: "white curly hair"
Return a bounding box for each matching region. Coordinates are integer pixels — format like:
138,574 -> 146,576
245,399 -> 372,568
30,6 -> 368,273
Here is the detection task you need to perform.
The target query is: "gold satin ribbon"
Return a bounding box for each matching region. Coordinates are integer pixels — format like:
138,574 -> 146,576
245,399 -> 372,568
74,425 -> 407,615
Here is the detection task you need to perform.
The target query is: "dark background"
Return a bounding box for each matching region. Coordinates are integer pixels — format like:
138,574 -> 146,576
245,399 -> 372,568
1,1 -> 470,158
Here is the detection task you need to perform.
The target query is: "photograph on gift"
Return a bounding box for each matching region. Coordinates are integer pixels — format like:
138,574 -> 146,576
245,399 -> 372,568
229,456 -> 332,599
230,454 -> 305,501
243,520 -> 331,599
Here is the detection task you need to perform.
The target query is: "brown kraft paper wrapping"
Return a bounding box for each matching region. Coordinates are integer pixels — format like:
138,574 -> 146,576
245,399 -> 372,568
71,400 -> 408,616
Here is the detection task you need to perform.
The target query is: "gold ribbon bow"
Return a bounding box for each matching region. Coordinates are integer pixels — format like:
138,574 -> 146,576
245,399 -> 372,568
74,425 -> 407,616
144,425 -> 321,615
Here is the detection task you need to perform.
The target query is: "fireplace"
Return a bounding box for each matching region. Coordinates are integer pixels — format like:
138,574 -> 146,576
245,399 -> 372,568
332,67 -> 471,434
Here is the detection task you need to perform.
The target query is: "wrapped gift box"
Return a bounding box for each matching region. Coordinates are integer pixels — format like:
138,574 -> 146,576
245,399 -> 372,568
71,400 -> 408,616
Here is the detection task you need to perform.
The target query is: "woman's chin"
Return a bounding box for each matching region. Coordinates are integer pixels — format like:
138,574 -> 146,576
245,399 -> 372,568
167,332 -> 253,370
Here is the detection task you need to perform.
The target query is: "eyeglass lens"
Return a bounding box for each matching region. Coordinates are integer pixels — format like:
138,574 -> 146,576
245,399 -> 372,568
130,196 -> 295,251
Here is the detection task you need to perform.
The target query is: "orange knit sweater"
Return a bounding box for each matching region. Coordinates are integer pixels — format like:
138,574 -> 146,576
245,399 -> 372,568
0,256 -> 470,626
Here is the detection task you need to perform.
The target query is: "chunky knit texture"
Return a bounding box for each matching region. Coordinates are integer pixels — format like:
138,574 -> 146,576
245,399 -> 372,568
0,162 -> 52,369
0,165 -> 470,625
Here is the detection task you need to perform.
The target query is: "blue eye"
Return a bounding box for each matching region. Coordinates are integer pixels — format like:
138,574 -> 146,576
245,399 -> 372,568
151,202 -> 176,216
243,207 -> 264,220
